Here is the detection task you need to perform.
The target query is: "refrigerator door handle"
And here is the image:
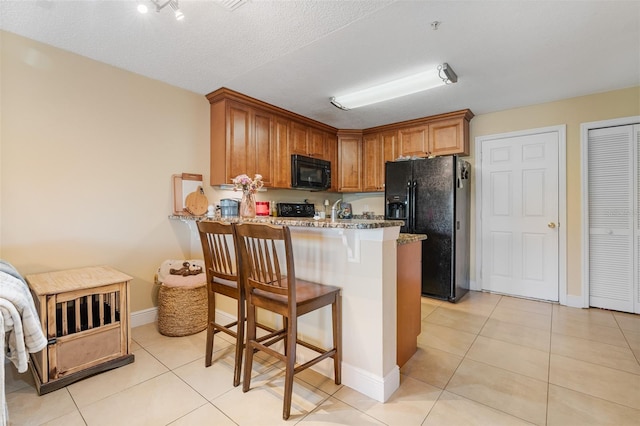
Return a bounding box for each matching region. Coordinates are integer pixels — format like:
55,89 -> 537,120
405,181 -> 411,227
411,180 -> 417,231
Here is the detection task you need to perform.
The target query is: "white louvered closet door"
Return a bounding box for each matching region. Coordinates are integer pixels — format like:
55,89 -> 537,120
588,125 -> 639,313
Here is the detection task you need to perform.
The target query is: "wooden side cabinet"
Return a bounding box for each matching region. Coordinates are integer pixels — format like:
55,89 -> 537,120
397,241 -> 422,367
26,266 -> 134,395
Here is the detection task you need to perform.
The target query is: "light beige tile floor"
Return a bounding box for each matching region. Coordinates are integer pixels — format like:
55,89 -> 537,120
6,291 -> 640,425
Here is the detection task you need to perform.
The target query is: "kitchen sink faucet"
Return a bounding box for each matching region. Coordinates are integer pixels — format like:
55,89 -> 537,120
331,199 -> 342,222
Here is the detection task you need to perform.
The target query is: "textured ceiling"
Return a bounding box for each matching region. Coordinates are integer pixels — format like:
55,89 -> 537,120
1,0 -> 639,129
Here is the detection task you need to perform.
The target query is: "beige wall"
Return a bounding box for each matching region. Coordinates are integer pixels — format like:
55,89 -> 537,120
1,31 -> 210,311
2,31 -> 639,312
468,87 -> 640,297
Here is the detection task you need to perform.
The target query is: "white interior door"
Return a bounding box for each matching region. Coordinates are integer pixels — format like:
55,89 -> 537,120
587,125 -> 638,313
480,131 -> 560,301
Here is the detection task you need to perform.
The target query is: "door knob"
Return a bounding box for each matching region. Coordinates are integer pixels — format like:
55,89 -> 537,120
548,222 -> 556,229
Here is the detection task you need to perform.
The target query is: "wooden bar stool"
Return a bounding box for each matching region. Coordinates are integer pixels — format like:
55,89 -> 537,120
197,221 -> 245,387
233,223 -> 342,420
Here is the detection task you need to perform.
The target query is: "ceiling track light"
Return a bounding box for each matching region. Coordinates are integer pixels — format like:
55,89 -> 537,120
169,0 -> 184,20
330,63 -> 458,111
140,0 -> 184,20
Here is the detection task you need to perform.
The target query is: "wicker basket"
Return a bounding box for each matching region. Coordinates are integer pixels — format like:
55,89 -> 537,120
156,260 -> 207,337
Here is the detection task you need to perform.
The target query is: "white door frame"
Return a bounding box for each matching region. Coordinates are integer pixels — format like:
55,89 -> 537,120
475,125 -> 567,305
580,115 -> 640,309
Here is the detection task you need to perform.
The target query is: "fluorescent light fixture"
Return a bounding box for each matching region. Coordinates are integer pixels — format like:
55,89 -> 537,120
330,63 -> 458,111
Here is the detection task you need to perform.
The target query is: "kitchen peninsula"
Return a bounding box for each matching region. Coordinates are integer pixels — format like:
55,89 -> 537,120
172,216 -> 404,401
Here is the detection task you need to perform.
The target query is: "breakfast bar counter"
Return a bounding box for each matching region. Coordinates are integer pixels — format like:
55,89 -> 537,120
171,215 -> 404,401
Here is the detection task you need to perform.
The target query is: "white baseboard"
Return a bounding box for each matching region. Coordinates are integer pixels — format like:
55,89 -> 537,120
565,294 -> 587,308
131,307 -> 158,328
342,362 -> 399,402
469,279 -> 480,291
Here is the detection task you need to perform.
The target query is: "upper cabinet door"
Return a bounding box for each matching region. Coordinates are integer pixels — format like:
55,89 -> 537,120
272,115 -> 291,189
398,125 -> 429,157
324,133 -> 338,192
289,121 -> 309,156
338,133 -> 362,192
227,101 -> 254,183
381,130 -> 397,164
362,133 -> 382,192
429,117 -> 468,156
308,128 -> 327,159
253,109 -> 274,187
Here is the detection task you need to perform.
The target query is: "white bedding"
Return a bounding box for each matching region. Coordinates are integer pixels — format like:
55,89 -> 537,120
0,261 -> 47,426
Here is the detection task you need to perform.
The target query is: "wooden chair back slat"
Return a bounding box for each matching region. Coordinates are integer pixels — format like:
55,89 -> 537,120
198,221 -> 237,283
235,223 -> 290,297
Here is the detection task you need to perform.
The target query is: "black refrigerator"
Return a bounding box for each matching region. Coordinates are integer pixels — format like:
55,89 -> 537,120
385,155 -> 470,302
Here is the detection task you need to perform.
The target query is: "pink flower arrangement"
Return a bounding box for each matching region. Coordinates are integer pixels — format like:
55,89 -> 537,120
231,174 -> 264,194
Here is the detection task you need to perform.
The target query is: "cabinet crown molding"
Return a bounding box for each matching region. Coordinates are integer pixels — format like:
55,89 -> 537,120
206,87 -> 337,133
360,109 -> 474,135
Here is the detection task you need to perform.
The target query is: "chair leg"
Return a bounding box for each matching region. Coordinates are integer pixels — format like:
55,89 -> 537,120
233,294 -> 245,387
205,291 -> 216,367
282,316 -> 296,420
242,303 -> 257,393
332,294 -> 342,385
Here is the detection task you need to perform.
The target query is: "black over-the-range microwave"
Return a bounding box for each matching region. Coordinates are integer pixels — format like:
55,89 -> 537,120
291,154 -> 331,190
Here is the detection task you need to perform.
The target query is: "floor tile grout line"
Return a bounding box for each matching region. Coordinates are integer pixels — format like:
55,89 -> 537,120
438,295 -> 502,392
442,386 -> 542,425
545,301 -> 555,426
612,312 -> 640,366
547,382 -> 640,414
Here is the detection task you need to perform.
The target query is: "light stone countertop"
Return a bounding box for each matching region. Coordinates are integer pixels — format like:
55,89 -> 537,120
397,233 -> 428,245
170,215 -> 404,229
169,215 -> 425,243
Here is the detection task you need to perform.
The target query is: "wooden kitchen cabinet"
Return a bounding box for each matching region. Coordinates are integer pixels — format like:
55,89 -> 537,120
289,121 -> 308,156
272,114 -> 291,188
308,127 -> 328,159
398,125 -> 429,157
362,130 -> 397,192
325,133 -> 338,191
396,110 -> 473,157
337,131 -> 362,192
206,88 -> 473,192
429,116 -> 468,156
362,133 -> 381,192
209,99 -> 274,187
207,88 -> 338,189
290,123 -> 327,159
253,109 -> 275,186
